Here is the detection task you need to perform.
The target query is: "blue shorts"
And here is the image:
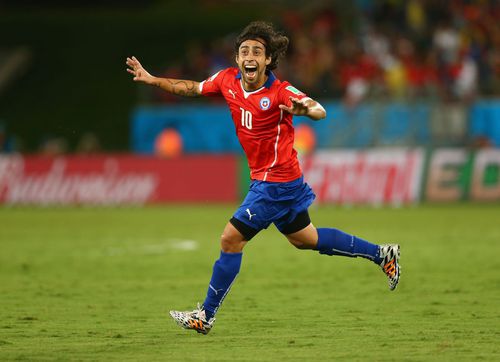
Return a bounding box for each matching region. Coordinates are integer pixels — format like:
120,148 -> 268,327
232,176 -> 316,236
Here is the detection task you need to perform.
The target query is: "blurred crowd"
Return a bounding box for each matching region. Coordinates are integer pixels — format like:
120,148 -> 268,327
2,1 -> 498,154
154,0 -> 499,106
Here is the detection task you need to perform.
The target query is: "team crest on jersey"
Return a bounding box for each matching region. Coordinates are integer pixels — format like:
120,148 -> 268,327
260,97 -> 271,110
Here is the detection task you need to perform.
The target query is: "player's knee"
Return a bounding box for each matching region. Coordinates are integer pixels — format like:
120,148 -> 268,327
288,237 -> 315,250
220,233 -> 245,253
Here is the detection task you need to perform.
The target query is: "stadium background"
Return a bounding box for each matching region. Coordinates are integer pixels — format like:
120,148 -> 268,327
0,0 -> 498,205
1,1 -> 499,361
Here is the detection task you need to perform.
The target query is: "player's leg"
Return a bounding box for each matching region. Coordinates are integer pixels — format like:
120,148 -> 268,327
170,182 -> 265,334
280,211 -> 401,290
201,221 -> 248,320
169,222 -> 252,334
278,210 -> 318,250
199,180 -> 271,323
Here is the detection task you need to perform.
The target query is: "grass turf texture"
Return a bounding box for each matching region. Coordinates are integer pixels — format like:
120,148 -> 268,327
0,204 -> 499,361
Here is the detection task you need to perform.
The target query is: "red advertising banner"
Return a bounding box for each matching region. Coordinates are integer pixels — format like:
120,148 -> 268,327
0,155 -> 238,205
301,149 -> 424,205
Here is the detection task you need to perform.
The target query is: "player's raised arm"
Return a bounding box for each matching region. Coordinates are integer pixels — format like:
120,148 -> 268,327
126,56 -> 201,97
279,96 -> 326,121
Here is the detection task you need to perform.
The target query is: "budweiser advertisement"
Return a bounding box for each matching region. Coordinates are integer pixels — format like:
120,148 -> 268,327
0,155 -> 238,205
301,149 -> 425,205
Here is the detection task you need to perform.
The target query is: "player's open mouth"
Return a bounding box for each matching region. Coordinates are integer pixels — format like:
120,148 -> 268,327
244,65 -> 257,80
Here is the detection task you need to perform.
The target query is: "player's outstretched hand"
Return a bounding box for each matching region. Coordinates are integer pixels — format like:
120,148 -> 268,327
126,56 -> 154,84
279,96 -> 309,116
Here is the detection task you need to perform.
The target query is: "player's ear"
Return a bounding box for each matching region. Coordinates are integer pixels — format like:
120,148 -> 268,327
235,54 -> 239,64
265,56 -> 271,66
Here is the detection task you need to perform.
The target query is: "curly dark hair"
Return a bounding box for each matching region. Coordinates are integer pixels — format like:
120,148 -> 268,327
235,21 -> 289,70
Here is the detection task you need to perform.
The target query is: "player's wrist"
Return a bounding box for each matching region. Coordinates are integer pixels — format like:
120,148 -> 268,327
149,76 -> 161,87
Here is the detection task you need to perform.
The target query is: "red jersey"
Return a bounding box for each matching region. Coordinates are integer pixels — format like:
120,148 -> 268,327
199,67 -> 309,182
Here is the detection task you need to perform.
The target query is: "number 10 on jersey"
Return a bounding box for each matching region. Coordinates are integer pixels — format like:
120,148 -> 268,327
240,107 -> 252,130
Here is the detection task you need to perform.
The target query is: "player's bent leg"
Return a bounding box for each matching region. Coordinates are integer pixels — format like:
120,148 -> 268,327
315,228 -> 402,290
285,223 -> 318,250
315,227 -> 381,262
279,210 -> 317,249
282,213 -> 402,291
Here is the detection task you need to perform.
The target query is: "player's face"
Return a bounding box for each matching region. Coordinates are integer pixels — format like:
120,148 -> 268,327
236,39 -> 272,90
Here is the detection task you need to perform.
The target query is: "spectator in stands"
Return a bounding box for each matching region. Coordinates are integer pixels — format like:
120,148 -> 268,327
76,132 -> 101,155
39,136 -> 68,156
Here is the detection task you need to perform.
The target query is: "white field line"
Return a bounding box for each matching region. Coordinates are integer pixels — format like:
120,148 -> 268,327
103,239 -> 199,256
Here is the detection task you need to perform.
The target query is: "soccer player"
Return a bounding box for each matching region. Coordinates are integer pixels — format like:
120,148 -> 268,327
126,21 -> 400,335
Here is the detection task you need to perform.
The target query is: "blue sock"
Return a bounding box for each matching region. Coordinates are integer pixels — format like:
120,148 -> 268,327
202,251 -> 242,320
316,228 -> 381,264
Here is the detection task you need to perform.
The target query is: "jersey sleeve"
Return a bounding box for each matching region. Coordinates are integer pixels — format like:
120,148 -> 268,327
199,69 -> 226,96
278,82 -> 310,106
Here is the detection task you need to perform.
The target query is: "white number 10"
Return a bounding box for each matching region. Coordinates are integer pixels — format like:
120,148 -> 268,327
239,107 -> 252,130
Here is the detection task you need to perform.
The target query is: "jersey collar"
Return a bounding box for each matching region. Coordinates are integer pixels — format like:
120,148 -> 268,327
235,70 -> 276,89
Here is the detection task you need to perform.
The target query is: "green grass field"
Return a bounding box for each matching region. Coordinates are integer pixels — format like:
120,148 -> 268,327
1,204 -> 499,361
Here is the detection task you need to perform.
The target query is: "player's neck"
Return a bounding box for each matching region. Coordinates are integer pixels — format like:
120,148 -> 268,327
241,74 -> 268,92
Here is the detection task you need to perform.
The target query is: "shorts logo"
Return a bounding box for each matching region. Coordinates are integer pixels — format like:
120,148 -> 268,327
259,97 -> 271,110
246,208 -> 256,221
